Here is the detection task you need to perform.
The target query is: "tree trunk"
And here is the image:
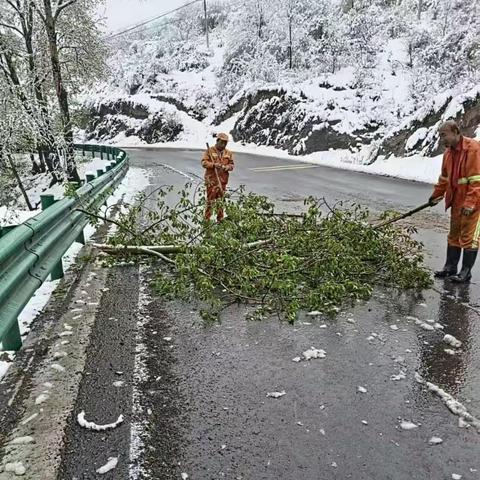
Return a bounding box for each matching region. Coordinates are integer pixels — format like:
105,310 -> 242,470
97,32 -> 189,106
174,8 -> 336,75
288,18 -> 293,69
203,0 -> 209,48
417,0 -> 423,20
6,153 -> 34,211
42,0 -> 80,183
37,148 -> 47,173
23,5 -> 57,166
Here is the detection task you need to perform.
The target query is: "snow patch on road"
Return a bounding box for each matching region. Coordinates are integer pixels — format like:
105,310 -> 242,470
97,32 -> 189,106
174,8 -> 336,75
391,370 -> 406,381
96,457 -> 119,474
302,347 -> 326,360
400,421 -> 419,430
266,391 -> 286,399
35,394 -> 49,405
443,334 -> 462,348
10,436 -> 34,445
416,373 -> 480,430
77,411 -> 124,431
5,462 -> 26,476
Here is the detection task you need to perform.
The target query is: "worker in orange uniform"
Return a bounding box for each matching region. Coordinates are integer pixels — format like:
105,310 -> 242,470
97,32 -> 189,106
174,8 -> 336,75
429,120 -> 480,283
202,133 -> 234,222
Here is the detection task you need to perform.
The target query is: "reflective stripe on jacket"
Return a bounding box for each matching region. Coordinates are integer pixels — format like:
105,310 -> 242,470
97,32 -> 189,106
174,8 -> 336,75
432,137 -> 480,210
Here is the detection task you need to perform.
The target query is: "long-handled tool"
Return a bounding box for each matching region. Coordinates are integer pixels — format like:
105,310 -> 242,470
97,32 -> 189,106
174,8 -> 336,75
206,142 -> 224,191
373,198 -> 442,230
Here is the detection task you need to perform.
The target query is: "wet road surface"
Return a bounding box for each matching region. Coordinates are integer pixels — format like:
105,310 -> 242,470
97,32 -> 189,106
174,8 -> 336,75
1,149 -> 480,479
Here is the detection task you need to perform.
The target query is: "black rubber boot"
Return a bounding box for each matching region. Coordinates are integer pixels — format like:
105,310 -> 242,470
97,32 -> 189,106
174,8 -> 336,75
450,249 -> 478,283
434,245 -> 461,278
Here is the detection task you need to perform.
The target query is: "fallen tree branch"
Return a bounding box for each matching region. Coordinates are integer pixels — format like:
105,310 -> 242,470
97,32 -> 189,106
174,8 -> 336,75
76,208 -> 139,239
93,243 -> 184,254
93,243 -> 176,264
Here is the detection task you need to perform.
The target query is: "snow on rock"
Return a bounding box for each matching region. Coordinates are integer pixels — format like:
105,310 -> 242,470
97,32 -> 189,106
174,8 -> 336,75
443,334 -> 462,348
444,349 -> 457,356
292,357 -> 301,363
77,411 -> 124,431
452,474 -> 462,480
306,311 -> 322,317
5,462 -> 27,475
405,128 -> 429,152
181,474 -> 189,480
266,391 -> 286,399
96,457 -> 119,474
358,386 -> 368,393
428,437 -> 443,445
415,373 -> 480,430
400,421 -> 419,430
302,347 -> 326,360
389,325 -> 399,331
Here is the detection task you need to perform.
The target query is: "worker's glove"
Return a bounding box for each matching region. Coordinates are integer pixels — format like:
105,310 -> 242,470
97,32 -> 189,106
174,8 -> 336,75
428,196 -> 442,206
462,207 -> 475,217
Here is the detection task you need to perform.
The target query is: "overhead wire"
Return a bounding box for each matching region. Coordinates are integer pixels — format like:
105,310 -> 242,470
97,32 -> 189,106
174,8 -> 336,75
106,0 -> 203,39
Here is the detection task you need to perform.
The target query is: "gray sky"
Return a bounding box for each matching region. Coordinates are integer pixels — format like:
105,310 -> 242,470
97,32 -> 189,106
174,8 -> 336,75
99,0 -> 190,32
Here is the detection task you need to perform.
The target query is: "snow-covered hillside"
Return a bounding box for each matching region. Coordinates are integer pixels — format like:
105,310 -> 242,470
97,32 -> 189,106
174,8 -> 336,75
78,0 -> 480,183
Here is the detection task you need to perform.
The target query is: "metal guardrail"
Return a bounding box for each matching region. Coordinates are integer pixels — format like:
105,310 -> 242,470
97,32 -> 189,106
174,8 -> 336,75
0,144 -> 129,351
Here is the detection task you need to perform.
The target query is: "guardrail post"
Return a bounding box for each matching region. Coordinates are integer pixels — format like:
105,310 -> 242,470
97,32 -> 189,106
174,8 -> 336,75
2,320 -> 22,351
86,173 -> 95,183
106,163 -> 112,172
97,169 -> 104,177
100,146 -> 104,160
76,230 -> 86,245
82,146 -> 85,157
40,194 -> 55,210
41,194 -> 64,280
91,148 -> 95,158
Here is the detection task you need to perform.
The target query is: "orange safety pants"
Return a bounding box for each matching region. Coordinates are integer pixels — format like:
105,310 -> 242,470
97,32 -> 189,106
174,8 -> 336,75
204,183 -> 227,221
448,203 -> 480,250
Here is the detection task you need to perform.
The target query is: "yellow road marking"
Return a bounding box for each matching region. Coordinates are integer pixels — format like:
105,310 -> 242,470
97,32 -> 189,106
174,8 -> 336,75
250,164 -> 320,172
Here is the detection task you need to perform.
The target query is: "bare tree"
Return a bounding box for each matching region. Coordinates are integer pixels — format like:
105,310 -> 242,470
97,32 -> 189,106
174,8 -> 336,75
35,0 -> 81,182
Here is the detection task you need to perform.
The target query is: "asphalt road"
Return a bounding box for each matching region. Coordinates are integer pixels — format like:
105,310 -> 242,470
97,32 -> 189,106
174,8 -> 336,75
2,148 -> 480,480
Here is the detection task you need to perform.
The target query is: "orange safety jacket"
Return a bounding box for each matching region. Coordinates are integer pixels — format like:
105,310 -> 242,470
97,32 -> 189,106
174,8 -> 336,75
202,147 -> 234,187
431,137 -> 480,210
